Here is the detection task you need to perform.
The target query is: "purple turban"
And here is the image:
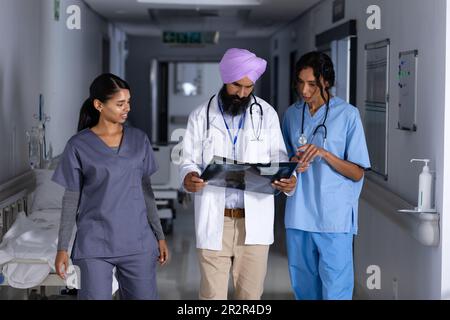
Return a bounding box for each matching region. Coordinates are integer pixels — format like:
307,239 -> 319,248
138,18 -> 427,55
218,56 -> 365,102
219,48 -> 267,84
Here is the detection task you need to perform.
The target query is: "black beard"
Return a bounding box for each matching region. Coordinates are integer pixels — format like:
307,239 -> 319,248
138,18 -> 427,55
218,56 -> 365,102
219,85 -> 251,116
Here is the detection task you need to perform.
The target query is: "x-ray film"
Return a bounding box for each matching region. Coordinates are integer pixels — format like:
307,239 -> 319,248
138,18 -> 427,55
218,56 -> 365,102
200,156 -> 298,194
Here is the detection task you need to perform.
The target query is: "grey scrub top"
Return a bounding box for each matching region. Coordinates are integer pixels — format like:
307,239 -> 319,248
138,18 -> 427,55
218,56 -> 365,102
52,126 -> 159,259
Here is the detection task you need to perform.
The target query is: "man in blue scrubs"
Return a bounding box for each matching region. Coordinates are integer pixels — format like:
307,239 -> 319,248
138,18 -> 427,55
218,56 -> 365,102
282,52 -> 371,300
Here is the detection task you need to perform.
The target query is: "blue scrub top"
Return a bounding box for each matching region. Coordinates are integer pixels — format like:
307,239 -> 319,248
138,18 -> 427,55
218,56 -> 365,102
52,126 -> 159,259
282,97 -> 371,234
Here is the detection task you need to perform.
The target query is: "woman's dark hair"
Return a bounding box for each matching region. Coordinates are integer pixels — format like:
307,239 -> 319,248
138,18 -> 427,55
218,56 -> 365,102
78,73 -> 131,132
293,51 -> 335,105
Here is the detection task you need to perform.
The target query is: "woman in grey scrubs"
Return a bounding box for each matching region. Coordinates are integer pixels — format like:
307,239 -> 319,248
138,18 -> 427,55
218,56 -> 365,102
52,73 -> 169,300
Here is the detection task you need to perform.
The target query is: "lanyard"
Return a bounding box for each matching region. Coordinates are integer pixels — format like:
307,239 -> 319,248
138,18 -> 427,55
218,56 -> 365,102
218,99 -> 246,160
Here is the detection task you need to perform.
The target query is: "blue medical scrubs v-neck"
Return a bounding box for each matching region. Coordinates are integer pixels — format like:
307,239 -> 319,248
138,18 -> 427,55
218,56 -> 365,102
281,97 -> 371,234
52,126 -> 159,259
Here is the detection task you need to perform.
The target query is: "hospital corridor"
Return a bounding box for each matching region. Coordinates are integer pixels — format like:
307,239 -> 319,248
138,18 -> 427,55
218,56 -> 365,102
1,0 -> 450,304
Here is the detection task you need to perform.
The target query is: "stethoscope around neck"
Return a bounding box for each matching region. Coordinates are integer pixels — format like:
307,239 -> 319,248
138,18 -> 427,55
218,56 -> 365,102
206,93 -> 264,140
298,99 -> 330,147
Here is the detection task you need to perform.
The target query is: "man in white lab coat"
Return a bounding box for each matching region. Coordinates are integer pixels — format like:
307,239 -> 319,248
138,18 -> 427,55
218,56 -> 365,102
179,48 -> 297,300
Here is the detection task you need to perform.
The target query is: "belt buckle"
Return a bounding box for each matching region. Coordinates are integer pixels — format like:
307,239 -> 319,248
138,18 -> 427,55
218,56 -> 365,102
225,208 -> 243,218
234,209 -> 243,218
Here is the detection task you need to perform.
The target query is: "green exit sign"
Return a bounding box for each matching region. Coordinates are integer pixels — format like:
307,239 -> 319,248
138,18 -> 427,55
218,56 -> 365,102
163,31 -> 219,45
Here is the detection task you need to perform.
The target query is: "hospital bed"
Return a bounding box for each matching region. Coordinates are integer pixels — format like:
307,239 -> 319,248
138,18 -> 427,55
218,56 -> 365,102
0,170 -> 75,299
152,144 -> 187,234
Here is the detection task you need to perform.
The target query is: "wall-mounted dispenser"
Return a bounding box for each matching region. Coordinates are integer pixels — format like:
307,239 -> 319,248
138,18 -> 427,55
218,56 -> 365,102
397,158 -> 439,246
410,159 -> 433,212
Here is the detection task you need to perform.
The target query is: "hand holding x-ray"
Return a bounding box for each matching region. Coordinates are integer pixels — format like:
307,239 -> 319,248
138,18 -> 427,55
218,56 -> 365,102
184,172 -> 208,193
271,175 -> 297,193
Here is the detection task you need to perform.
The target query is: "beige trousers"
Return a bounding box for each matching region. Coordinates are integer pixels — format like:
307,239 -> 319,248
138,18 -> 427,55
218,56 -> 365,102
197,216 -> 270,300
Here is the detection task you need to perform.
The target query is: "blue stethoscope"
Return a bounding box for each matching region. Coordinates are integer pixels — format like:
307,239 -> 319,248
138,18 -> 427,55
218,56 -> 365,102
298,99 -> 330,147
206,93 -> 264,141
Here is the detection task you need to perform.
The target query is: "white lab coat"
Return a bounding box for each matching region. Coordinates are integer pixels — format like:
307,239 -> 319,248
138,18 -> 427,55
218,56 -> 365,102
179,94 -> 289,250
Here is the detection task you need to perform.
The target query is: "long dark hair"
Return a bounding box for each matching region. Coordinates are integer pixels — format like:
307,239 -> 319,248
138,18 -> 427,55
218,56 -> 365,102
293,51 -> 335,105
77,73 -> 131,132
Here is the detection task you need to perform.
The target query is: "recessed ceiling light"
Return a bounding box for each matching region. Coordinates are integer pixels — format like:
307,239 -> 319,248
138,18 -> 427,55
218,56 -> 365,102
137,0 -> 261,5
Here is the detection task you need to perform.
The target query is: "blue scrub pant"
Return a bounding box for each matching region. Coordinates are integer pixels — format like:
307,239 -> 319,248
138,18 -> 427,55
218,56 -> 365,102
73,252 -> 158,300
286,229 -> 354,300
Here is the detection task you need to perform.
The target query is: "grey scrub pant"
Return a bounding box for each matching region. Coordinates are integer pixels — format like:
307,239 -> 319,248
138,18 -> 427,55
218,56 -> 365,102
73,252 -> 158,300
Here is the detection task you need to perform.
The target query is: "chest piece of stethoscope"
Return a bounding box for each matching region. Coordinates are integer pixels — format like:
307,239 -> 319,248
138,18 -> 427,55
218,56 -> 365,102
298,134 -> 308,146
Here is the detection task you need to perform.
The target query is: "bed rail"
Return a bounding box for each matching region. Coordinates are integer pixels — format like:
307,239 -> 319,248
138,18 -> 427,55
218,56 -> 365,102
0,171 -> 70,298
0,171 -> 35,241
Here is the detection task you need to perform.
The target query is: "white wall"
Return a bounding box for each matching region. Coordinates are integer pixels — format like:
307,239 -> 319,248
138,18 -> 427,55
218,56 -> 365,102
271,0 -> 448,299
0,0 -> 42,184
40,0 -> 108,156
0,0 -> 117,184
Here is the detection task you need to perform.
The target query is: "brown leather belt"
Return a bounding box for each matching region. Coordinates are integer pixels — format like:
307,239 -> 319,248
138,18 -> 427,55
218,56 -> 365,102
224,208 -> 245,219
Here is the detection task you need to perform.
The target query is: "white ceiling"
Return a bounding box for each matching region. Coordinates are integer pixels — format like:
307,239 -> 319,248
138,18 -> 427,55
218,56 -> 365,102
84,0 -> 320,37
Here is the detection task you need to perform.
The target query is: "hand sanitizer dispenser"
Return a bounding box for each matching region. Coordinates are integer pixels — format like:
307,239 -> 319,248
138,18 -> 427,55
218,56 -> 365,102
410,159 -> 433,212
397,159 -> 439,246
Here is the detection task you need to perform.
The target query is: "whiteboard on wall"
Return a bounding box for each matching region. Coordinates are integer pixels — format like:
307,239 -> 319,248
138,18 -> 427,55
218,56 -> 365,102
398,50 -> 418,131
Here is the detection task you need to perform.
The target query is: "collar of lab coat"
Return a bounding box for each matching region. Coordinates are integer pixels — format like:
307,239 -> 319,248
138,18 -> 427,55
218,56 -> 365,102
208,92 -> 264,132
207,93 -> 222,131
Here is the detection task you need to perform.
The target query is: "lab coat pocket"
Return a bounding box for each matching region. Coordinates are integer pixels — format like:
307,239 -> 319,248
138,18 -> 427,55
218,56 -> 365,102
244,139 -> 270,163
209,128 -> 231,162
201,137 -> 215,165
